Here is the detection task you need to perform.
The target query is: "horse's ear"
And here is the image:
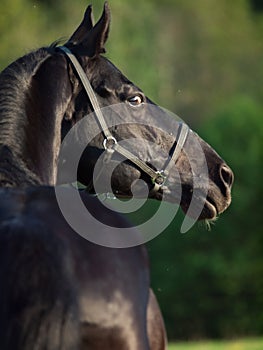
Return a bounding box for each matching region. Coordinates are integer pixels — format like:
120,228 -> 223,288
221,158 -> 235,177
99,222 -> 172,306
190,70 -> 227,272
82,2 -> 111,56
67,5 -> 94,45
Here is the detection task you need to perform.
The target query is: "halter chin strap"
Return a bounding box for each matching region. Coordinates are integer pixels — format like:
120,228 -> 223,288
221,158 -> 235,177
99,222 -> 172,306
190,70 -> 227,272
59,46 -> 189,192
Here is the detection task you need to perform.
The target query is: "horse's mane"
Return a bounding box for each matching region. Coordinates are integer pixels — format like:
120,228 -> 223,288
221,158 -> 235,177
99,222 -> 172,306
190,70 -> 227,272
0,47 -> 52,151
0,46 -> 57,186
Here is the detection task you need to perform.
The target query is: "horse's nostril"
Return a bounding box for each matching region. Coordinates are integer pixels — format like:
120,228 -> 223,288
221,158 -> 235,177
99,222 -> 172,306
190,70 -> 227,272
220,164 -> 234,188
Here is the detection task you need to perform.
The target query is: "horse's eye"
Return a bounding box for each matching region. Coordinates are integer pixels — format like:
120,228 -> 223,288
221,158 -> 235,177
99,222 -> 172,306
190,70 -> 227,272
127,95 -> 143,107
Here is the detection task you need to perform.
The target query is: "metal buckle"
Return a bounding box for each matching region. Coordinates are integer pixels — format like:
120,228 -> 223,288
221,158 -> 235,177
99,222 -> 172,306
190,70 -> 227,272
152,170 -> 167,187
103,136 -> 117,153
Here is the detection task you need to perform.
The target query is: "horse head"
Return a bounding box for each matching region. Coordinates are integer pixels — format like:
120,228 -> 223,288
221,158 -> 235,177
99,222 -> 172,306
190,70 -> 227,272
57,3 -> 233,224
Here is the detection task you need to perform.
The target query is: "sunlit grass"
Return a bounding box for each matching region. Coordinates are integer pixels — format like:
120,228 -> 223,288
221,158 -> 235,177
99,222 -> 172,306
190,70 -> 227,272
168,338 -> 263,350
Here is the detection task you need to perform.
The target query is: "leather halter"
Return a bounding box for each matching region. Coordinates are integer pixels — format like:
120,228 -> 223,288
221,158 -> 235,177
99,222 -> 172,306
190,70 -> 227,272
59,46 -> 189,192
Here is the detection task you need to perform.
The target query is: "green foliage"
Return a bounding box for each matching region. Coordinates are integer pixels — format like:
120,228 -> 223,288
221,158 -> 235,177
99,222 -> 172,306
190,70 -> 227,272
1,0 -> 263,341
199,96 -> 263,222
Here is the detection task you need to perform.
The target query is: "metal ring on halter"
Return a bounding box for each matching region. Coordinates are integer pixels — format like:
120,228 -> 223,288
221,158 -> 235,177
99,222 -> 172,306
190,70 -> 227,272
103,136 -> 117,153
152,170 -> 167,187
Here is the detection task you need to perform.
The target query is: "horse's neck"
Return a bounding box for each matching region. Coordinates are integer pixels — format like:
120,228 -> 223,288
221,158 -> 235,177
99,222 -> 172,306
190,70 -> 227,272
0,145 -> 40,187
0,125 -> 59,186
0,49 -> 71,186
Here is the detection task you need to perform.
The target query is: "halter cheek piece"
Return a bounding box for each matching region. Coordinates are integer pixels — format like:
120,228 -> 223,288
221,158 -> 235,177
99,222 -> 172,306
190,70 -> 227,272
59,46 -> 189,193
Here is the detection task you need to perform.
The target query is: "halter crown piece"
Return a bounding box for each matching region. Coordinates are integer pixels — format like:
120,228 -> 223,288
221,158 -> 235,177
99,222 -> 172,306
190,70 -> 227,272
59,46 -> 189,192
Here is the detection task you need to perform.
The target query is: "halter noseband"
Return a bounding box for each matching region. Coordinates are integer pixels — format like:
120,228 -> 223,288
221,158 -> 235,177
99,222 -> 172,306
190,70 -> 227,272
59,46 -> 189,192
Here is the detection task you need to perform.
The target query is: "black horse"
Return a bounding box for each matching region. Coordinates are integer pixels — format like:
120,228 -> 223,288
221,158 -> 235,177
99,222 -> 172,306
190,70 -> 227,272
0,3 -> 233,350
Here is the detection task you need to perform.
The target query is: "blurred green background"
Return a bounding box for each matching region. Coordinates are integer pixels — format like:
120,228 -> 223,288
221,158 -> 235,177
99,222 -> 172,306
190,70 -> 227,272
1,0 -> 262,342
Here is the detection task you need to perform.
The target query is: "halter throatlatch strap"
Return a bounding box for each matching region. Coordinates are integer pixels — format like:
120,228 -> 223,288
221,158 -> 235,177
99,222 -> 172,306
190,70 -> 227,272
59,46 -> 189,192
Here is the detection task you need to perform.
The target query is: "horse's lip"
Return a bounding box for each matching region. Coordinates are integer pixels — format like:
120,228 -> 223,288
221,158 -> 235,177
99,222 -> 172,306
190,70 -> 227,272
180,193 -> 218,221
204,197 -> 218,219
